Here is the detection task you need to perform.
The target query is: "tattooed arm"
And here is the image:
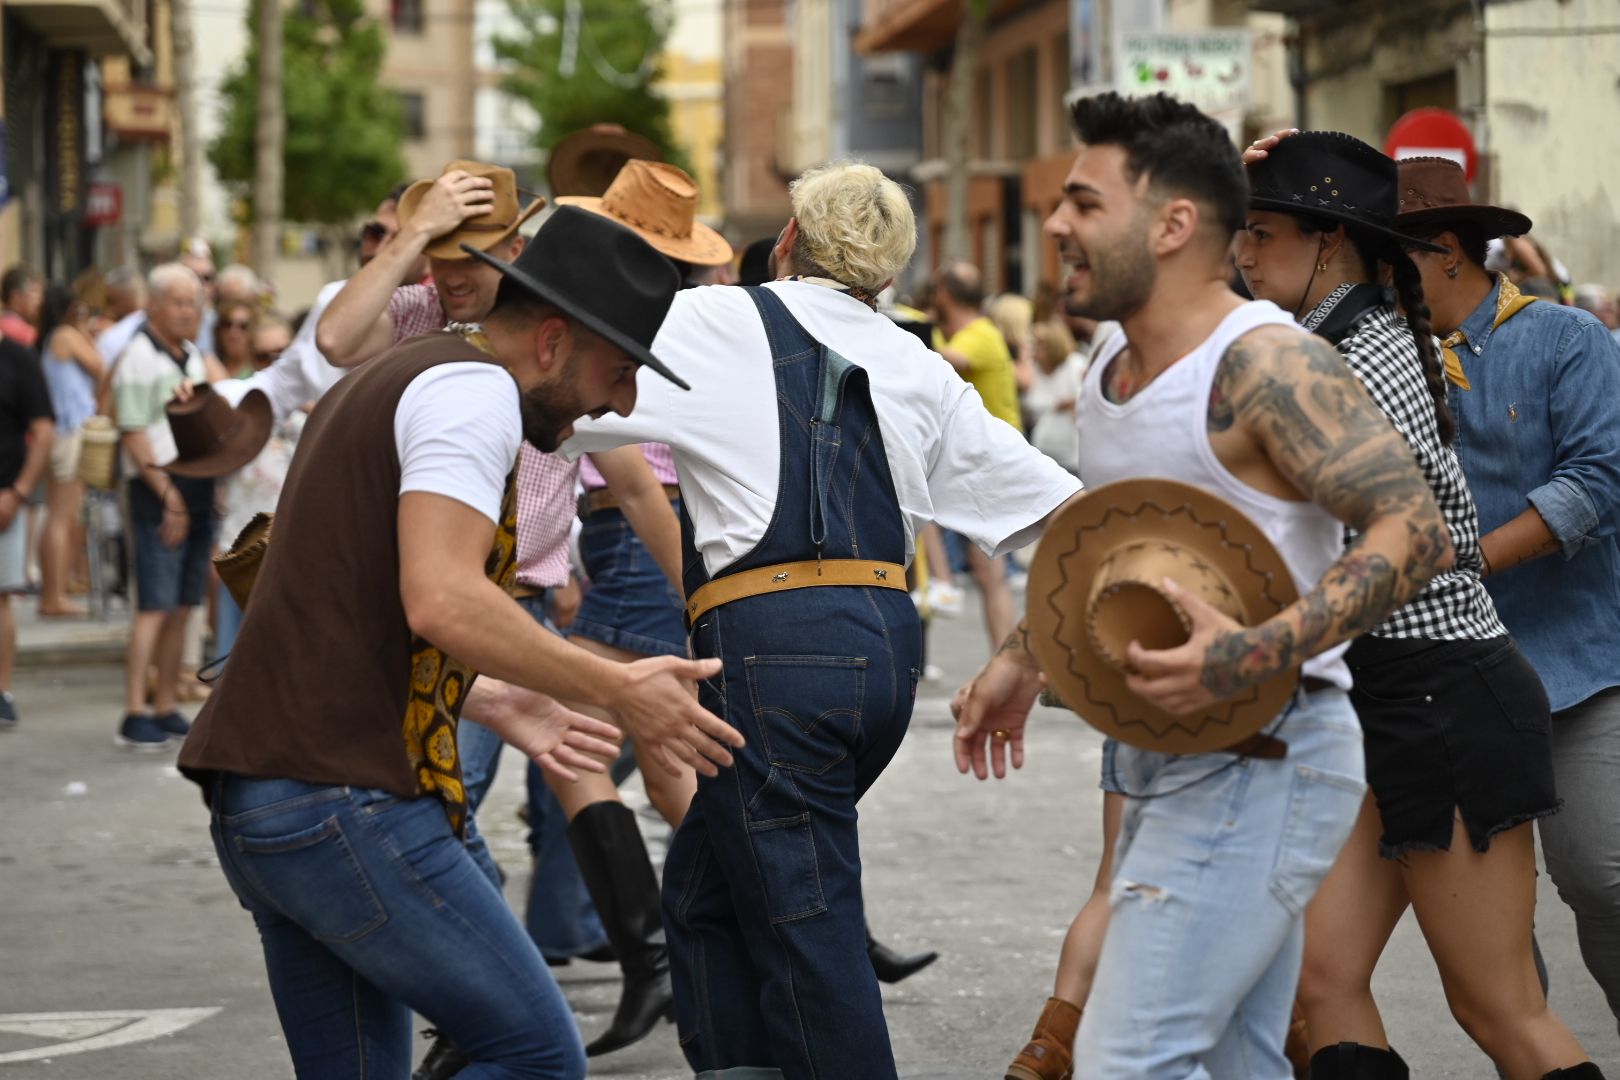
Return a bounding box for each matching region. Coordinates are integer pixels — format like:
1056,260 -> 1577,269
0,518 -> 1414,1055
1126,326 -> 1454,714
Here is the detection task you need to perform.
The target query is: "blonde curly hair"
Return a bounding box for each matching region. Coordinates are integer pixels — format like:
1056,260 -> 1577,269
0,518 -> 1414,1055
789,162 -> 916,291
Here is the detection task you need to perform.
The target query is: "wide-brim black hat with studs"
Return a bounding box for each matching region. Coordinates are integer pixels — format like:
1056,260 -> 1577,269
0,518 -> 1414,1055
1246,131 -> 1447,255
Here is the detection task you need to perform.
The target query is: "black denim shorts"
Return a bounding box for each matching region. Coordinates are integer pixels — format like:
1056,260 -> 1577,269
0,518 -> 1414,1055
1347,634 -> 1561,858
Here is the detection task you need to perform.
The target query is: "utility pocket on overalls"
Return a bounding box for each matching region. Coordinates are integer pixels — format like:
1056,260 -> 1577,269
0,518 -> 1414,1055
744,654 -> 866,774
746,767 -> 827,923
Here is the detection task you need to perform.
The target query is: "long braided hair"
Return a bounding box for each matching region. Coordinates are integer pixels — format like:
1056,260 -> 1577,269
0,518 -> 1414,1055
1384,245 -> 1455,445
1299,215 -> 1456,446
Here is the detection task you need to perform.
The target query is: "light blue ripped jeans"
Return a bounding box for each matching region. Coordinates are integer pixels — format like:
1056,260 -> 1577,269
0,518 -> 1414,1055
1077,688 -> 1366,1079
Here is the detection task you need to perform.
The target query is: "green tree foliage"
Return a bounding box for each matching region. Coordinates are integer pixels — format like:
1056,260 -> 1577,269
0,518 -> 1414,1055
495,0 -> 687,170
210,0 -> 407,225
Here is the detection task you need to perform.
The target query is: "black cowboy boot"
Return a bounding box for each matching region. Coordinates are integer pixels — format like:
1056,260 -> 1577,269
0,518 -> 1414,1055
867,926 -> 939,983
566,801 -> 675,1057
1541,1066 -> 1606,1080
1308,1042 -> 1409,1079
412,1028 -> 468,1080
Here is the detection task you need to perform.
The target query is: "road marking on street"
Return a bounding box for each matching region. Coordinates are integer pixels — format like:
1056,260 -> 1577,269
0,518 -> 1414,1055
0,1008 -> 220,1063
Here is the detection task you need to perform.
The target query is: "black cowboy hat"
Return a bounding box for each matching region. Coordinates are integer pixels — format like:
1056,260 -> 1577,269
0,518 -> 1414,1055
462,205 -> 689,390
1247,131 -> 1447,255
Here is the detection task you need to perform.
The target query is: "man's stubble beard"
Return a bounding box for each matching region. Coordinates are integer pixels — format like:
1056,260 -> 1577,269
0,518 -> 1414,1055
517,347 -> 587,453
1070,215 -> 1157,323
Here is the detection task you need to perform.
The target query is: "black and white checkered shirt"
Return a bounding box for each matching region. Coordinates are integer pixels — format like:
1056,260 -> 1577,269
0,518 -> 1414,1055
1311,295 -> 1507,641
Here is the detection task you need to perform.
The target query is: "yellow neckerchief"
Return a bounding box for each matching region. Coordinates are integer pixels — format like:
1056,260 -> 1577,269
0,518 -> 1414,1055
402,325 -> 518,837
1441,275 -> 1538,391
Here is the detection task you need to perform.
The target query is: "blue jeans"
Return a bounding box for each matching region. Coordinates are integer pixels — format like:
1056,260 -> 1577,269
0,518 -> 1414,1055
666,586 -> 921,1079
524,761 -> 609,959
1075,689 -> 1366,1079
570,503 -> 688,657
208,774 -> 586,1079
214,585 -> 244,662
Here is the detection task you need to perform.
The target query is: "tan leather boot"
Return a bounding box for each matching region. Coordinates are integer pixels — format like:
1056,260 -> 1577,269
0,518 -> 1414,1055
1285,1001 -> 1311,1079
1006,997 -> 1082,1080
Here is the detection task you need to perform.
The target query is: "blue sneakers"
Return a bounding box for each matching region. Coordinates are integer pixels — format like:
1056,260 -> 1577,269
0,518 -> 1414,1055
116,713 -> 174,751
154,711 -> 191,741
0,691 -> 16,731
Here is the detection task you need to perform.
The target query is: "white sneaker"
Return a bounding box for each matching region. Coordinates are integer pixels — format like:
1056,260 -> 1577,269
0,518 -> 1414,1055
926,580 -> 964,618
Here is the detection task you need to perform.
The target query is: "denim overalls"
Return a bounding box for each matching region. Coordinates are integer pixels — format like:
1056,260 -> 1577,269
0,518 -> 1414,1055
665,287 -> 922,1079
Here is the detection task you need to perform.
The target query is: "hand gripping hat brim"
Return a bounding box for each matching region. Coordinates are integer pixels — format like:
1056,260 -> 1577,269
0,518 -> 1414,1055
164,386 -> 274,479
462,205 -> 689,390
1027,478 -> 1302,754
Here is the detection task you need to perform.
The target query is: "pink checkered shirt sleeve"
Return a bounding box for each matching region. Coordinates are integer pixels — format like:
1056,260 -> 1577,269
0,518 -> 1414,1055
514,445 -> 580,590
388,284 -> 448,341
578,442 -> 680,490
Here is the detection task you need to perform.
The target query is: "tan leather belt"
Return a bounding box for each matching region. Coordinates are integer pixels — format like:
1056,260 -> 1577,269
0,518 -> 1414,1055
582,484 -> 681,516
686,559 -> 907,623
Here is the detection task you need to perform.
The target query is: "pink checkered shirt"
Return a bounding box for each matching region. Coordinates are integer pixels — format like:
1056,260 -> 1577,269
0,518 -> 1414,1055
389,284 -> 447,341
515,445 -> 580,590
579,442 -> 679,490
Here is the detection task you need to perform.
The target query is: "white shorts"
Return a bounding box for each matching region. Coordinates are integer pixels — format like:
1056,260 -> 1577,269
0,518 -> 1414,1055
49,428 -> 83,483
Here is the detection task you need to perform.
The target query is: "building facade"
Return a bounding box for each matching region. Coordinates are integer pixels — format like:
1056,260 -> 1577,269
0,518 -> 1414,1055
1250,0 -> 1620,286
2,0 -> 156,277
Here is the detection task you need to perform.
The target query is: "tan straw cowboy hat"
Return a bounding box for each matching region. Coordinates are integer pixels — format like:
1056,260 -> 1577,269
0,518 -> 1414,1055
547,123 -> 662,198
396,159 -> 546,261
1027,479 -> 1302,754
556,159 -> 733,267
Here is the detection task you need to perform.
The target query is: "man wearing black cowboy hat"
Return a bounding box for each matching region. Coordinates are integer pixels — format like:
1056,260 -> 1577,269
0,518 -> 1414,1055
1390,153 -> 1620,1041
178,206 -> 744,1079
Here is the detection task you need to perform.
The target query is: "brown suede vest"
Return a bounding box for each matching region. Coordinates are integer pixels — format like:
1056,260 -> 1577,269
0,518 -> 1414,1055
180,332 -> 518,834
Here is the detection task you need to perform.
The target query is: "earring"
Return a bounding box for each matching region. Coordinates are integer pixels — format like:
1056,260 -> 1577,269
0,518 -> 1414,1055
1446,265 -> 1459,279
1317,262 -> 1327,272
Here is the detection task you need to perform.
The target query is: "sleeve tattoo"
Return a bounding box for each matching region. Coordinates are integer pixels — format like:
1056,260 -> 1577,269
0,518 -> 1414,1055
1197,332 -> 1453,697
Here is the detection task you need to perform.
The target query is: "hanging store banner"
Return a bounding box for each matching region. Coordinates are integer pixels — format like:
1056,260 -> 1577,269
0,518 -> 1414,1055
1114,28 -> 1252,127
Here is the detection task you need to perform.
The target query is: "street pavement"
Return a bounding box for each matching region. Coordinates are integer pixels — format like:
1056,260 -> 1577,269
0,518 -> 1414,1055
2,592 -> 1617,1078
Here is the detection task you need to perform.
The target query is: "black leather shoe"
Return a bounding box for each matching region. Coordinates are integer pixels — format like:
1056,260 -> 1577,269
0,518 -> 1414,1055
1307,1042 -> 1409,1079
567,802 -> 676,1057
412,1028 -> 468,1080
868,931 -> 939,984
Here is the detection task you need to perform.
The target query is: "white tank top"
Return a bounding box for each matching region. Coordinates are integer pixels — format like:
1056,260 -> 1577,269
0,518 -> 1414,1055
1076,300 -> 1351,689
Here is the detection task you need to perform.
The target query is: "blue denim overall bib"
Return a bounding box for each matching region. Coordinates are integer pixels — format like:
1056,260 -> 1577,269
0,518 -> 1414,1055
665,287 -> 922,1078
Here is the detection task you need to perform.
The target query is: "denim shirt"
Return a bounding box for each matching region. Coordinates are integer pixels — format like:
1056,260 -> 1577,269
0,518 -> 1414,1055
1448,277 -> 1620,711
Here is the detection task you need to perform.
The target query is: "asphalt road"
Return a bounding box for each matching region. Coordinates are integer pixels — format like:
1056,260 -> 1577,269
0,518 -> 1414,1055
2,599 -> 1617,1078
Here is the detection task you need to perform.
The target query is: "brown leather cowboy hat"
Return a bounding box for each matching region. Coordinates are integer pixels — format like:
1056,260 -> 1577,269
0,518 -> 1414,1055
1027,478 -> 1302,754
397,159 -> 546,261
547,124 -> 662,198
556,159 -> 733,267
1394,156 -> 1532,240
165,384 -> 273,478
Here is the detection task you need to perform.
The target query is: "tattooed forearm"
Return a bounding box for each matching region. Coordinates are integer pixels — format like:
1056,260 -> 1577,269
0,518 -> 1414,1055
1200,622 -> 1296,698
1196,328 -> 1456,694
999,620 -> 1032,656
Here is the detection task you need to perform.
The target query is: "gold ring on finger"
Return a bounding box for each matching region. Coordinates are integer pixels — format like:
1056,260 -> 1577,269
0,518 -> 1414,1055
992,729 -> 1010,741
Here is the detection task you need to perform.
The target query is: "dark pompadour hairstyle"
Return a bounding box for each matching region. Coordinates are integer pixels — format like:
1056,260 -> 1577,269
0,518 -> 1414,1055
1070,92 -> 1248,236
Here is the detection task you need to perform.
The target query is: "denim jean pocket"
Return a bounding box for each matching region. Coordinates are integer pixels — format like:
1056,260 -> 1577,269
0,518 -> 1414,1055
745,768 -> 827,923
233,816 -> 388,943
745,655 -> 866,775
1268,764 -> 1366,916
1475,640 -> 1552,734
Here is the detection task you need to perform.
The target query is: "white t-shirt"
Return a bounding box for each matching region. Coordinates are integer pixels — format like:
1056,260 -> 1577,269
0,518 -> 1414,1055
394,363 -> 521,525
215,280 -> 348,421
98,310 -> 146,369
563,280 -> 1081,576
